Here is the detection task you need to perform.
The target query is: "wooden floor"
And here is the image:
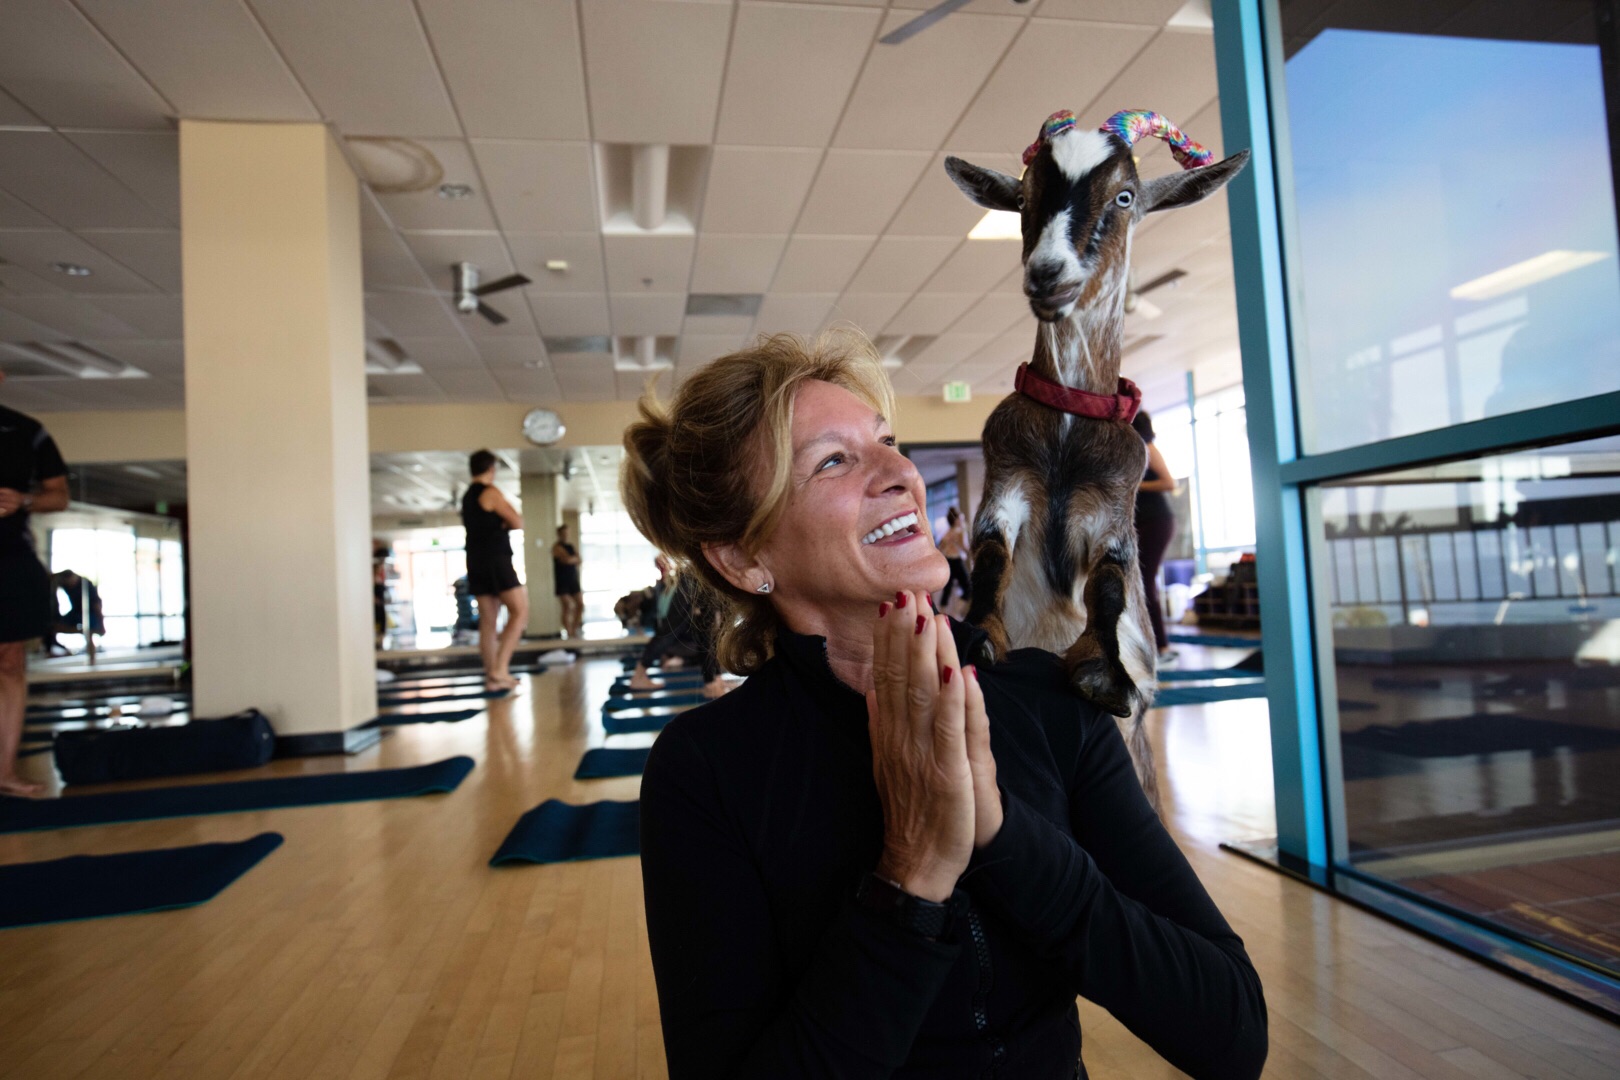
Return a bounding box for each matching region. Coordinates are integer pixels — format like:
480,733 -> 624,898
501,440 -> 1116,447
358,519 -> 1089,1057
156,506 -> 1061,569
4,652 -> 1619,1078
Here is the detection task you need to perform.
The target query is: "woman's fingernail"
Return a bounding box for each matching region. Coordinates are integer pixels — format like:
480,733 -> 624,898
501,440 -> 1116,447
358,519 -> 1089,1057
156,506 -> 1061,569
923,593 -> 933,610
915,615 -> 926,635
878,601 -> 890,617
895,591 -> 907,608
943,666 -> 954,685
966,665 -> 978,682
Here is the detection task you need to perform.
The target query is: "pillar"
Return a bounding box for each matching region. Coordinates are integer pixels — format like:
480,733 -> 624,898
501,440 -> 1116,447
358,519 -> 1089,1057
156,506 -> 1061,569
955,458 -> 984,525
521,471 -> 561,636
181,121 -> 377,750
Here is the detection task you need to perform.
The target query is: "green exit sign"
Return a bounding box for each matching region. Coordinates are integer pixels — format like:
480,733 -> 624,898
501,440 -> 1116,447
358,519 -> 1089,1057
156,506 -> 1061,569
942,381 -> 972,403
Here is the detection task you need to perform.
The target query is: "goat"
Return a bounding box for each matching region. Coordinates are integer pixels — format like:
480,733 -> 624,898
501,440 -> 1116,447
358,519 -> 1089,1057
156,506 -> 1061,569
944,110 -> 1248,803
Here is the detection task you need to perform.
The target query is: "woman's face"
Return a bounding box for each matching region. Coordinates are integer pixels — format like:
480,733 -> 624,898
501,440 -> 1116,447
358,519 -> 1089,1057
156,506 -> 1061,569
755,379 -> 949,611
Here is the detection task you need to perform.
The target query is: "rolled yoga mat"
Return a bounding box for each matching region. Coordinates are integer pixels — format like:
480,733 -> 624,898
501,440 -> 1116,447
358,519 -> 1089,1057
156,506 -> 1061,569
1167,631 -> 1264,649
602,709 -> 688,736
490,799 -> 640,865
0,756 -> 475,834
574,747 -> 652,779
0,833 -> 283,929
603,690 -> 707,713
363,708 -> 484,729
1152,682 -> 1269,708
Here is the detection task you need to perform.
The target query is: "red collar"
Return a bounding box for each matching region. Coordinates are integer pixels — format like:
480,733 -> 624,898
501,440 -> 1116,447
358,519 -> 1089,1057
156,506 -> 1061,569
1014,363 -> 1142,422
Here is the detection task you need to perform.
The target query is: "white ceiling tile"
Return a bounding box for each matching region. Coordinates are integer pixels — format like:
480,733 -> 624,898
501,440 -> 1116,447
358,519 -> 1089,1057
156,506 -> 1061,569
76,230 -> 182,293
0,303 -> 59,340
602,235 -> 695,294
951,292 -> 1033,336
699,147 -> 822,234
610,293 -> 686,336
374,141 -> 499,230
886,294 -> 978,336
1035,0 -> 1185,25
61,133 -> 181,224
473,140 -> 598,232
528,293 -> 610,337
844,237 -> 957,295
0,261 -> 63,298
362,232 -> 435,290
948,19 -> 1155,154
86,338 -> 183,372
417,0 -> 588,140
615,366 -> 671,401
795,150 -> 931,235
834,12 -> 1021,150
475,337 -> 549,369
429,367 -> 506,400
85,297 -> 184,339
42,377 -> 184,409
0,132 -> 171,230
491,364 -> 561,398
887,153 -> 1020,238
364,291 -> 462,338
905,332 -> 994,372
0,189 -> 52,229
396,337 -> 483,368
368,373 -> 445,401
682,313 -> 756,338
0,230 -> 162,295
921,241 -> 1018,295
716,3 -> 880,147
1076,29 -> 1218,134
690,235 -> 786,294
756,294 -> 837,336
0,87 -> 42,127
769,235 -> 876,294
76,0 -> 318,121
400,232 -> 512,289
0,0 -> 172,129
252,0 -> 459,136
581,0 -> 733,145
676,333 -> 747,363
0,297 -> 143,339
824,294 -> 908,337
506,234 -> 607,295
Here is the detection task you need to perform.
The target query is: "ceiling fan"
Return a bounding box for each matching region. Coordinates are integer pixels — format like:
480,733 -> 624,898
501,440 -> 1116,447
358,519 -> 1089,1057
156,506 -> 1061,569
880,0 -> 1031,46
1124,268 -> 1187,320
453,262 -> 531,325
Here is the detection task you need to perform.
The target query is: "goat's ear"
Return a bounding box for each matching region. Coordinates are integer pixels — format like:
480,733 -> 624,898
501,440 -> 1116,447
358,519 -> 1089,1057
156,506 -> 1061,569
944,156 -> 1021,212
1140,149 -> 1250,214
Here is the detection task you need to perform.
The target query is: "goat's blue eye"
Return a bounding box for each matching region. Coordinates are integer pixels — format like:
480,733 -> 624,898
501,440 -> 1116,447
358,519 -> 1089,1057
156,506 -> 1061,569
1115,190 -> 1134,208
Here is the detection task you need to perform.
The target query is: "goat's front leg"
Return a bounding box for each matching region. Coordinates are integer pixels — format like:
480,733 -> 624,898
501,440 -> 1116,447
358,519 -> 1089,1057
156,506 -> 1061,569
965,525 -> 1012,667
1062,540 -> 1141,718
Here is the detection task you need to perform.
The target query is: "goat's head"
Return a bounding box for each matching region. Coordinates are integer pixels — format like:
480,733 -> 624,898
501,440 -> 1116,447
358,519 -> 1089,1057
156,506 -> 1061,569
945,110 -> 1250,323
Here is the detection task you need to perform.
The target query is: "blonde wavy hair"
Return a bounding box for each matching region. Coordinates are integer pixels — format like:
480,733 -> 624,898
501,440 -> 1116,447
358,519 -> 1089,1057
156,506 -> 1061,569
621,330 -> 895,674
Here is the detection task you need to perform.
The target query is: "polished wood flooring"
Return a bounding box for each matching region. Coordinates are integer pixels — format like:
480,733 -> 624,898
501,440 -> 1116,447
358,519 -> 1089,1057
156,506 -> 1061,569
4,652 -> 1619,1078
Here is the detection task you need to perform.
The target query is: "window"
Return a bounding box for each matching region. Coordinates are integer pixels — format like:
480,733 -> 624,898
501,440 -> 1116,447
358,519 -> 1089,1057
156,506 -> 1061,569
580,510 -> 662,633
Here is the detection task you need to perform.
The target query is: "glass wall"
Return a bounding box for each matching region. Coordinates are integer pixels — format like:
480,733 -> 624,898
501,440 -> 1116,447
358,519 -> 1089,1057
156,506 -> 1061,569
46,518 -> 185,650
579,510 -> 661,635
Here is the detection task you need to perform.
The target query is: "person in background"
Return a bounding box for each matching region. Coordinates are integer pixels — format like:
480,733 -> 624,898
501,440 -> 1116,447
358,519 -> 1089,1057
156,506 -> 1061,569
460,449 -> 527,691
936,505 -> 972,615
627,569 -> 729,698
1132,409 -> 1180,661
0,371 -> 71,797
44,569 -> 104,661
552,523 -> 584,639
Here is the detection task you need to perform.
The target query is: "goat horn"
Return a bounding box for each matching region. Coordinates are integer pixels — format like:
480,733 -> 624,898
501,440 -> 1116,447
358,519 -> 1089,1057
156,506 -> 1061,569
1022,109 -> 1079,167
1099,110 -> 1214,171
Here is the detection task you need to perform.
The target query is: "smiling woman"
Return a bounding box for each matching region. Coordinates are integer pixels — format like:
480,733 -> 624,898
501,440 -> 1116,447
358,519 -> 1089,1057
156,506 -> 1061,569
620,331 -> 1268,1079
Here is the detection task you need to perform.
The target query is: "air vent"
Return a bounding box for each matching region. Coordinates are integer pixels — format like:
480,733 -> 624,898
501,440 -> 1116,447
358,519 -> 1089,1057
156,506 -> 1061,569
613,336 -> 675,372
595,143 -> 708,235
686,294 -> 762,317
543,336 -> 613,356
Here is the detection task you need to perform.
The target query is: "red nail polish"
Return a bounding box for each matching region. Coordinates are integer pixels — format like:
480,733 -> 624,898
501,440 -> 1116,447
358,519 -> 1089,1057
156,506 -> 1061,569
878,601 -> 890,617
943,666 -> 954,685
895,592 -> 907,609
966,665 -> 977,682
915,615 -> 926,635
924,593 -> 933,610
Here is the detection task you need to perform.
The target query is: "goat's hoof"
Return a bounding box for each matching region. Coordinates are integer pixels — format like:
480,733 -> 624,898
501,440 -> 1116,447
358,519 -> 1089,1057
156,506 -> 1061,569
967,639 -> 998,668
1068,657 -> 1136,718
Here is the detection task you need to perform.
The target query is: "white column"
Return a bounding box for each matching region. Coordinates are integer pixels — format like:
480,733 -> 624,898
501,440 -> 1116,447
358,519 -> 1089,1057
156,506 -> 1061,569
521,471 -> 560,636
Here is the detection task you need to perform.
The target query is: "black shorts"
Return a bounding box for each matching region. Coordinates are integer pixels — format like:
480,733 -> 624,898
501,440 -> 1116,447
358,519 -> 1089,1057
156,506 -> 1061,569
0,546 -> 50,643
466,556 -> 521,597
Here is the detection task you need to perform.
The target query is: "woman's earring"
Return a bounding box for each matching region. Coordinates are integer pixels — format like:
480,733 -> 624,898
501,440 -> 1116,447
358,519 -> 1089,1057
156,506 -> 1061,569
755,580 -> 773,594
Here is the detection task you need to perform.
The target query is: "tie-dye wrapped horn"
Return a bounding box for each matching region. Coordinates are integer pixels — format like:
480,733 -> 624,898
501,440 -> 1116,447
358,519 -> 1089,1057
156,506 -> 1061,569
1022,110 -> 1078,167
1099,110 -> 1213,170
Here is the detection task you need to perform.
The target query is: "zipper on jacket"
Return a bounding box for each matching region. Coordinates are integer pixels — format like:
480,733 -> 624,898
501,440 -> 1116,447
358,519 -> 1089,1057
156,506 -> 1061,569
963,900 -> 1007,1075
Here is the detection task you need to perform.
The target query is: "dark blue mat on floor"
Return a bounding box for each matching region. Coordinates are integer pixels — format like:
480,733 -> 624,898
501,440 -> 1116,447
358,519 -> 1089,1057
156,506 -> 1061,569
376,688 -> 509,706
0,756 -> 475,834
1167,631 -> 1264,649
363,708 -> 484,729
574,748 -> 652,779
602,710 -> 686,735
609,675 -> 705,697
490,799 -> 640,865
0,833 -> 283,929
381,665 -> 546,691
1153,682 -> 1269,708
603,690 -> 705,713
1158,651 -> 1264,681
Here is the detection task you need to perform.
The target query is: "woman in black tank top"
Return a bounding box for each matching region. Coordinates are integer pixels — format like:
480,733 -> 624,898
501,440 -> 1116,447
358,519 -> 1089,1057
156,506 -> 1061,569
461,450 -> 528,690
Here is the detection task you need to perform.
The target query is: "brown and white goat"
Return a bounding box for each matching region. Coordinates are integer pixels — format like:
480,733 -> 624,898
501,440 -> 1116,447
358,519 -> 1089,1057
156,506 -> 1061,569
944,111 -> 1247,801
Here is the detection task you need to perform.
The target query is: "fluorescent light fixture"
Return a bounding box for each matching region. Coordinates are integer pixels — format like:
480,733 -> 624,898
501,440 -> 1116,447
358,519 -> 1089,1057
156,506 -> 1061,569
1450,250 -> 1609,301
124,464 -> 163,479
545,259 -> 569,272
969,210 -> 1021,241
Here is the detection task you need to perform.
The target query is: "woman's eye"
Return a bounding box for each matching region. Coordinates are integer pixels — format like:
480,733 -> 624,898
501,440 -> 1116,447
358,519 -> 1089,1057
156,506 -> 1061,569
816,454 -> 844,473
1115,189 -> 1134,208
881,436 -> 897,447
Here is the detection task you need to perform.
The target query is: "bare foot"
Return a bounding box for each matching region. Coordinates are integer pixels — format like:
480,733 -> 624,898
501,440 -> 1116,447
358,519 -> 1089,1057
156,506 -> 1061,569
628,670 -> 663,691
702,678 -> 731,700
485,675 -> 517,693
0,776 -> 46,798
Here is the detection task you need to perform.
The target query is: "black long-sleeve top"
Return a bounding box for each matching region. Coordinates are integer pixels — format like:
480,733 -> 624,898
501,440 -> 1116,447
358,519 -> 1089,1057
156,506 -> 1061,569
640,618 -> 1267,1079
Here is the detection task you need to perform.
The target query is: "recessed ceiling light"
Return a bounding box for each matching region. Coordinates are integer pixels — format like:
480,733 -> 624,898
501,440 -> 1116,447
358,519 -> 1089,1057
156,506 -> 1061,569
436,183 -> 475,200
968,210 -> 1020,241
52,262 -> 92,276
545,260 -> 569,272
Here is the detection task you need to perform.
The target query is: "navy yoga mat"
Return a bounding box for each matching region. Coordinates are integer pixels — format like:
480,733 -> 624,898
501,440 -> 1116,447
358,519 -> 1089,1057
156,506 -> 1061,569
609,674 -> 705,697
603,690 -> 705,713
490,799 -> 640,865
1167,631 -> 1264,649
1158,650 -> 1264,682
1153,682 -> 1268,708
363,708 -> 484,728
603,709 -> 686,735
574,747 -> 651,779
376,687 -> 509,706
0,833 -> 283,929
0,756 -> 475,834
